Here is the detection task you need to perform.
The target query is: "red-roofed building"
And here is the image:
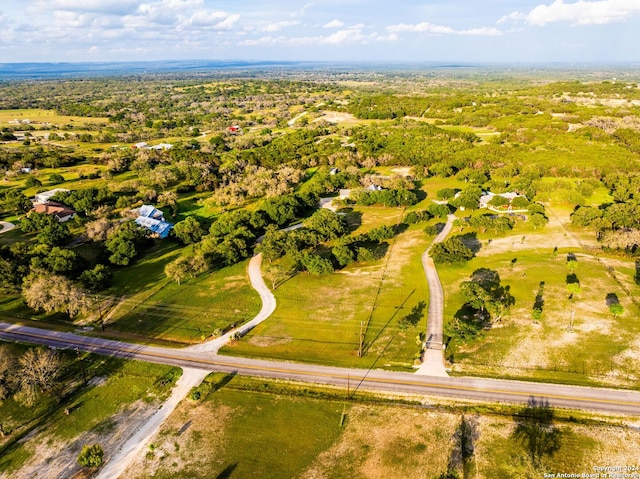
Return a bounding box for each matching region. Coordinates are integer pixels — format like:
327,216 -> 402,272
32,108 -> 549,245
31,202 -> 77,223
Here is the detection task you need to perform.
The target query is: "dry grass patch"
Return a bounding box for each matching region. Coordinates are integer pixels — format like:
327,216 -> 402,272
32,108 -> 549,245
3,400 -> 160,479
302,404 -> 457,479
124,400 -> 234,478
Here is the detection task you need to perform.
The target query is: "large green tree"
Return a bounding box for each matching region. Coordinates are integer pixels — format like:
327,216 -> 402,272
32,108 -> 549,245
430,237 -> 474,264
460,268 -> 514,321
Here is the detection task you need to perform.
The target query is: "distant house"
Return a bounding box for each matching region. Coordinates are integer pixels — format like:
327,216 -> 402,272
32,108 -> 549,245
31,202 -> 76,223
366,184 -> 384,191
479,191 -> 525,210
34,188 -> 69,204
20,167 -> 32,174
134,204 -> 165,220
149,143 -> 173,150
132,141 -> 148,149
329,168 -> 339,175
135,216 -> 173,238
228,125 -> 242,134
132,204 -> 173,239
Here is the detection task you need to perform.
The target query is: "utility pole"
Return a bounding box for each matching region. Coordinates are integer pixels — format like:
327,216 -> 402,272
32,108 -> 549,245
95,295 -> 104,331
76,348 -> 87,386
358,321 -> 364,357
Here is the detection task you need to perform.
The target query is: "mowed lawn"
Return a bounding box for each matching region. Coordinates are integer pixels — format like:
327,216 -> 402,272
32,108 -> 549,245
223,206 -> 432,370
108,243 -> 260,343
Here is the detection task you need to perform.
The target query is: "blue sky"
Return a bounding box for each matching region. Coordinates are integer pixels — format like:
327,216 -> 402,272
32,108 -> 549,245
0,0 -> 639,63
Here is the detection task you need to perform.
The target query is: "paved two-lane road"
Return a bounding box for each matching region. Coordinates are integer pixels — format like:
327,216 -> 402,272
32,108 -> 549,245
2,322 -> 640,416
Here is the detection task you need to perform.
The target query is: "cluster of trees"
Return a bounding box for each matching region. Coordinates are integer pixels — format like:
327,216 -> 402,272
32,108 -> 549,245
0,346 -> 61,407
461,269 -> 515,322
353,188 -> 419,207
331,225 -> 396,268
430,237 -> 475,264
467,214 -> 514,234
52,188 -> 115,215
20,212 -> 72,246
0,189 -> 31,215
446,269 -> 515,344
572,201 -> 640,253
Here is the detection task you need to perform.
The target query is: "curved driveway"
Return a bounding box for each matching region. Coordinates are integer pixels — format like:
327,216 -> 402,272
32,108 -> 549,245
415,214 -> 456,376
187,253 -> 276,354
0,221 -> 15,234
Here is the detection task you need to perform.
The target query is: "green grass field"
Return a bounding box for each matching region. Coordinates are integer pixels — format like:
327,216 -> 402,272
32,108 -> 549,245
0,109 -> 108,126
223,206 -> 431,370
108,248 -> 261,343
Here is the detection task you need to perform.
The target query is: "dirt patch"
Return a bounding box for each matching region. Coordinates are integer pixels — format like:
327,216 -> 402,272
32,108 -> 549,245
391,167 -> 412,177
3,400 -> 160,479
313,111 -> 361,124
248,324 -> 293,347
124,400 -> 235,478
478,210 -> 581,256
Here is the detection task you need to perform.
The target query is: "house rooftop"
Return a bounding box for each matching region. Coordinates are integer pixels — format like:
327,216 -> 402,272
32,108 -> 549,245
135,216 -> 173,238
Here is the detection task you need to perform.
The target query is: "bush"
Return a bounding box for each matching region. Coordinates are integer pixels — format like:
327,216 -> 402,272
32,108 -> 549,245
77,444 -> 104,468
404,210 -> 431,224
25,176 -> 42,188
424,223 -> 445,236
49,173 -> 65,184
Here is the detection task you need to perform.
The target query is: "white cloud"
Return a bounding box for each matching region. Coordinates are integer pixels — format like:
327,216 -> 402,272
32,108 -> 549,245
498,0 -> 640,26
188,11 -> 239,29
31,0 -> 140,15
236,24 -> 396,48
322,29 -> 364,44
323,19 -> 344,28
290,2 -> 313,18
261,20 -> 299,32
387,22 -> 502,36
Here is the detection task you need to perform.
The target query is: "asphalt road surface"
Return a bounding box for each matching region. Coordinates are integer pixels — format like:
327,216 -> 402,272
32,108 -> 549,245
2,322 -> 640,416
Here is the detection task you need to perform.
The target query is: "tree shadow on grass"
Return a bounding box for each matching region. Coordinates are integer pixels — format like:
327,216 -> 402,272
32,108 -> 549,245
457,232 -> 482,254
566,273 -> 579,285
445,414 -> 480,479
512,397 -> 562,468
606,293 -> 620,307
345,210 -> 363,233
398,301 -> 426,329
216,463 -> 239,479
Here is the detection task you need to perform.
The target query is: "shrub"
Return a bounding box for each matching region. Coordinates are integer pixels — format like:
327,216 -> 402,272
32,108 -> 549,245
77,444 -> 104,468
49,173 -> 65,184
404,210 -> 431,224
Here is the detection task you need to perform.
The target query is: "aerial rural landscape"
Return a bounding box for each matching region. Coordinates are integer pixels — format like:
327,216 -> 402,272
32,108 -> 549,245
1,1 -> 640,478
